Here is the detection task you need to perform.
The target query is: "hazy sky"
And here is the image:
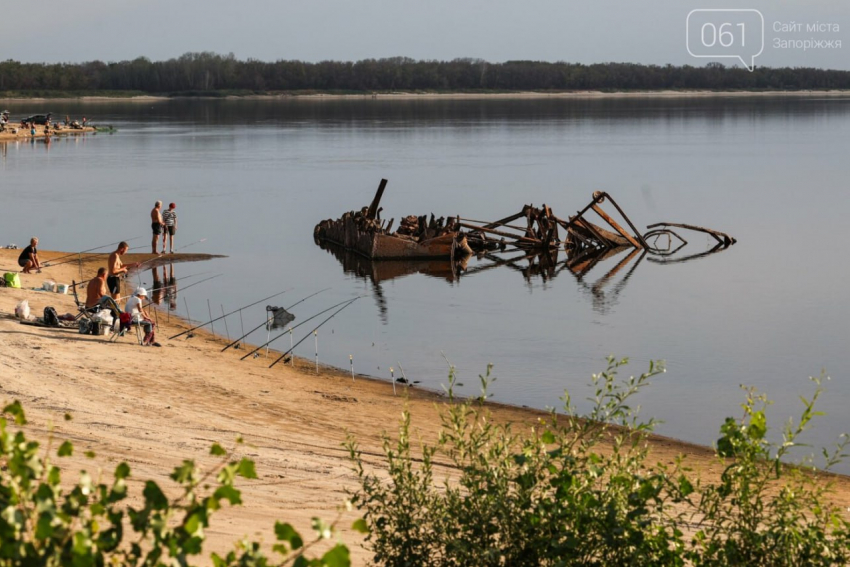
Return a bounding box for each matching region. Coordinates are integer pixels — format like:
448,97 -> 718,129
2,0 -> 847,70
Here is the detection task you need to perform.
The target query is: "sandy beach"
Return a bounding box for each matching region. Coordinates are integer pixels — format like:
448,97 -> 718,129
0,122 -> 98,141
2,248 -> 850,563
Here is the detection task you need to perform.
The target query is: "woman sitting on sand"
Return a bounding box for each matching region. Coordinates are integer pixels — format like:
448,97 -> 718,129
18,237 -> 41,274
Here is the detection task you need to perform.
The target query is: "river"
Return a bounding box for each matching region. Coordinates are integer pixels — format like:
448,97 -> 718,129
2,95 -> 849,468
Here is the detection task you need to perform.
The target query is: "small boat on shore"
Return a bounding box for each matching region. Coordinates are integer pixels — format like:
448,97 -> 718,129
314,179 -> 473,260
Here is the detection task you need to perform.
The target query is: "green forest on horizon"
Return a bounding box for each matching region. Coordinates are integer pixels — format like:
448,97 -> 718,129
2,53 -> 850,96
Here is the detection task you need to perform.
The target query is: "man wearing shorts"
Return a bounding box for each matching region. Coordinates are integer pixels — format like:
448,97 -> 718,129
107,242 -> 138,300
151,201 -> 165,254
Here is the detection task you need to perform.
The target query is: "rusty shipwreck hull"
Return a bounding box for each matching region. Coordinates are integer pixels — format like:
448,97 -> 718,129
316,214 -> 471,260
314,179 -> 473,260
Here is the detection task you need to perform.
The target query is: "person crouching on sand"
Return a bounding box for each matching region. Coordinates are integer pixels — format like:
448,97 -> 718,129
124,287 -> 160,347
107,241 -> 139,300
18,237 -> 41,273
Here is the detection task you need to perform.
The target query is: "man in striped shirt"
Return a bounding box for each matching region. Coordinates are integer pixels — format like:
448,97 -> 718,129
162,203 -> 178,253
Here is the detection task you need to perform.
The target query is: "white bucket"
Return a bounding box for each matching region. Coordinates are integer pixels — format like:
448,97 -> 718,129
42,280 -> 56,292
55,283 -> 68,294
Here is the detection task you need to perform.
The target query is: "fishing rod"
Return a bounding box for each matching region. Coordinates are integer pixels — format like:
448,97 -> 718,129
169,287 -> 290,340
221,287 -> 331,352
115,271 -> 214,302
140,273 -> 222,309
133,238 -> 208,270
44,235 -> 144,266
70,268 -> 211,297
239,296 -> 361,361
268,297 -> 361,368
45,238 -> 149,269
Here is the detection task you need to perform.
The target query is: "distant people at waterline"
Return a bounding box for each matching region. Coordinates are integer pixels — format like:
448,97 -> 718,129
162,202 -> 178,253
151,201 -> 165,254
18,237 -> 41,273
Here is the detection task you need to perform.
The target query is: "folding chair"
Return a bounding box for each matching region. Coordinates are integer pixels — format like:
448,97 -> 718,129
72,280 -> 121,334
71,280 -> 98,324
109,313 -> 145,345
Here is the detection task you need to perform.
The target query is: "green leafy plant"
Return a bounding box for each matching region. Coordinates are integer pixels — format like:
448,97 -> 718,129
689,376 -> 850,566
0,401 -> 352,567
348,358 -> 850,567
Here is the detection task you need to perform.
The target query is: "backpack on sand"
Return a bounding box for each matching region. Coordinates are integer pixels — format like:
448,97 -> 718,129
43,306 -> 60,327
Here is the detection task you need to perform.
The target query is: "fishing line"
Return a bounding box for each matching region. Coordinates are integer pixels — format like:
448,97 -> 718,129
44,235 -> 144,266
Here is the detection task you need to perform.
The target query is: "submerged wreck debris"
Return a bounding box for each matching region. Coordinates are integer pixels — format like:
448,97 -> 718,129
314,179 -> 474,260
559,191 -> 736,259
315,182 -> 736,317
315,180 -> 736,282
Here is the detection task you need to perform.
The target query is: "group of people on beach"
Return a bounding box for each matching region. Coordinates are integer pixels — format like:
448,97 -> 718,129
0,111 -> 88,135
15,199 -> 185,346
83,241 -> 159,346
151,201 -> 178,254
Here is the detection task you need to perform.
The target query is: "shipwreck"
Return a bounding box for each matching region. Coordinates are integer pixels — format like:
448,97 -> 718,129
315,180 -> 736,266
314,179 -> 473,261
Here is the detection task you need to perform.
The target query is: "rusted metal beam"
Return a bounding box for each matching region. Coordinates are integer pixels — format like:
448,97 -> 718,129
483,207 -> 530,229
458,217 -> 531,233
366,178 -> 388,220
591,204 -> 641,249
645,222 -> 735,246
594,192 -> 649,249
574,219 -> 629,247
458,223 -> 543,245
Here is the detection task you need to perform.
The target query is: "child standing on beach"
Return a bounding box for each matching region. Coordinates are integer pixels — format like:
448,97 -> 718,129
162,203 -> 178,253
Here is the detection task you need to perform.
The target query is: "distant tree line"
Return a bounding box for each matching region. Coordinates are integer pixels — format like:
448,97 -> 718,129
1,52 -> 849,94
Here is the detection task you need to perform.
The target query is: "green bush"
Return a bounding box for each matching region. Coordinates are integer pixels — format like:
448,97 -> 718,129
0,402 -> 353,567
348,357 -> 850,566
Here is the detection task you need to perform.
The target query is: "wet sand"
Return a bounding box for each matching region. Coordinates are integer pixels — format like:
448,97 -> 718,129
2,248 -> 850,563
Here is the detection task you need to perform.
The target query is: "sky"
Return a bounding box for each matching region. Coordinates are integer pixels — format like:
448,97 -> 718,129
1,0 -> 847,70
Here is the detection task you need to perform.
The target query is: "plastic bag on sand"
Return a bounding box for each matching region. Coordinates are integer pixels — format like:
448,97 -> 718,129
15,299 -> 30,320
92,311 -> 113,326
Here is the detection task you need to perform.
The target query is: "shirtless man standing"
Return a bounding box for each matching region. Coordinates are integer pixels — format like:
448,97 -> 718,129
151,201 -> 165,254
107,242 -> 138,300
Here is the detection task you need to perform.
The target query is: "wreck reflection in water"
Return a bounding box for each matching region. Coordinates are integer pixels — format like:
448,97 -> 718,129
318,236 -> 733,319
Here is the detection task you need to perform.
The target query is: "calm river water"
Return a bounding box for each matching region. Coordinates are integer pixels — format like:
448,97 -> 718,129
2,96 -> 849,468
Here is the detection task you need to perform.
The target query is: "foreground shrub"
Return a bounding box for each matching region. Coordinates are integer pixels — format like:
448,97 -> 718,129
0,402 -> 352,567
348,357 -> 850,566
